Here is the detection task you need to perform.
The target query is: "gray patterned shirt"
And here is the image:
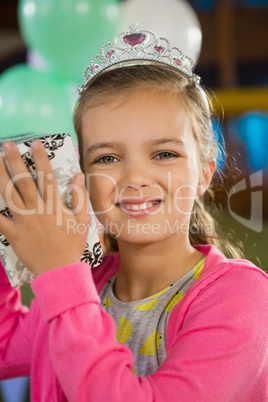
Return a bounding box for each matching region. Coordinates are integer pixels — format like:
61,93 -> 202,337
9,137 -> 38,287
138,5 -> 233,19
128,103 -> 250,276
100,257 -> 206,376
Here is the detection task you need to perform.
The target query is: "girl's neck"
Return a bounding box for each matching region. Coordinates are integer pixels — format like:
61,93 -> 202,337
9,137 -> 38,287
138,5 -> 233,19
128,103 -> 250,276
114,234 -> 204,302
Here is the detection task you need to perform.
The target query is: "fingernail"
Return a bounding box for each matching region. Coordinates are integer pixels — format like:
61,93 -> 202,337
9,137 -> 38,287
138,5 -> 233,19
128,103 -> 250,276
31,140 -> 40,149
2,142 -> 14,153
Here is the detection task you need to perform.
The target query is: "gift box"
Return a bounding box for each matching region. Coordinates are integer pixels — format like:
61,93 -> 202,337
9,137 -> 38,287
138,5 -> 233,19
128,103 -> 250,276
0,133 -> 103,287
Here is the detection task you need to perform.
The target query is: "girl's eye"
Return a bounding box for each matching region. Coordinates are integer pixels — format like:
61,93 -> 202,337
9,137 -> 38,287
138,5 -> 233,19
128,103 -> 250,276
94,155 -> 118,164
154,151 -> 178,160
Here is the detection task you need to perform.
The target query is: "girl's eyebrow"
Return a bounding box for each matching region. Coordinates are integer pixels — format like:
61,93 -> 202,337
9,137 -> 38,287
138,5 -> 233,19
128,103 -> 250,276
150,137 -> 185,147
86,137 -> 185,156
86,141 -> 119,155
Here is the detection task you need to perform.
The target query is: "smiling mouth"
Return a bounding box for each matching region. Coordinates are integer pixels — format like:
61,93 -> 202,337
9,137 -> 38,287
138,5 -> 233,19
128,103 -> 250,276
119,200 -> 161,210
116,200 -> 162,213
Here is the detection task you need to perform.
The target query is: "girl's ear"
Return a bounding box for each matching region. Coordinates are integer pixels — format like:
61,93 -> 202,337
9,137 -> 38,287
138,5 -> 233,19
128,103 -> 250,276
196,159 -> 216,196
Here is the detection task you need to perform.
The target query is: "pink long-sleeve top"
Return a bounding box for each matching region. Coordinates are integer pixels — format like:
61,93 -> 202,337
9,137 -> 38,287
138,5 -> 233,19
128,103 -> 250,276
1,244 -> 268,401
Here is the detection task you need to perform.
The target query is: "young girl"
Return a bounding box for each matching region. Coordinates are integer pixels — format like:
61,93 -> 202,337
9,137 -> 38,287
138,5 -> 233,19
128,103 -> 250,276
1,25 -> 268,401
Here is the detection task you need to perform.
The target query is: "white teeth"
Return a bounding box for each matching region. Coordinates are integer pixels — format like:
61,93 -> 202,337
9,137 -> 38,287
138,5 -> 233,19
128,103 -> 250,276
130,205 -> 141,210
121,201 -> 159,211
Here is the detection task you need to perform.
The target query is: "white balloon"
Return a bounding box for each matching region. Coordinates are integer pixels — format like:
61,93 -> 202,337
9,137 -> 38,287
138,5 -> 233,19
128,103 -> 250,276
119,0 -> 202,63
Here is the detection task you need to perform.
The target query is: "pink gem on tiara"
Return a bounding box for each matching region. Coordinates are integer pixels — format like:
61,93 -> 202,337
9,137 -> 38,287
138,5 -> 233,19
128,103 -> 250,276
91,65 -> 99,73
105,50 -> 114,58
174,57 -> 182,66
154,45 -> 165,53
123,33 -> 145,46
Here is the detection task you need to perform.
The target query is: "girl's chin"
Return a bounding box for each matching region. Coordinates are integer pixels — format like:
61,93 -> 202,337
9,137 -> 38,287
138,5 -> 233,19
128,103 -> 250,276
99,214 -> 190,244
110,228 -> 183,247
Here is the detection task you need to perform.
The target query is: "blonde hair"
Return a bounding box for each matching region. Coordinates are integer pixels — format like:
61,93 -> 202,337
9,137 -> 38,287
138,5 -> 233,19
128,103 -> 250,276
73,65 -> 243,258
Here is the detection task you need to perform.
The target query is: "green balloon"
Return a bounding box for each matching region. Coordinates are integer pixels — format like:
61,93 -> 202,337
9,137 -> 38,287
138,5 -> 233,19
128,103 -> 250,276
18,0 -> 120,81
0,64 -> 78,142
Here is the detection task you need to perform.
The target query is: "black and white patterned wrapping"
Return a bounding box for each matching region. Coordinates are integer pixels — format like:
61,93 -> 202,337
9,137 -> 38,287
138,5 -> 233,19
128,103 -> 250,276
0,133 -> 103,287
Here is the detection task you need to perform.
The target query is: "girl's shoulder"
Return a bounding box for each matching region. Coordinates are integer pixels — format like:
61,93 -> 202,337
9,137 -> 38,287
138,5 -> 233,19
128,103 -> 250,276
198,256 -> 268,298
192,244 -> 268,297
92,252 -> 120,294
167,245 -> 268,336
166,245 -> 268,348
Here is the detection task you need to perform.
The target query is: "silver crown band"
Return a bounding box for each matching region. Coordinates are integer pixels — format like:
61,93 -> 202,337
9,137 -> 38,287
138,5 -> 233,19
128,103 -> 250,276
78,23 -> 201,94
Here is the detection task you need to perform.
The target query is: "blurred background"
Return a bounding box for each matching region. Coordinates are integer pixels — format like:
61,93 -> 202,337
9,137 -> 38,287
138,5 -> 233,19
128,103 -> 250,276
0,1 -> 268,400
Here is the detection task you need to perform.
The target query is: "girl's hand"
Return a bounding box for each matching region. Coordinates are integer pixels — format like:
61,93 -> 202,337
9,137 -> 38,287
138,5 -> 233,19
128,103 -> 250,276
0,140 -> 90,276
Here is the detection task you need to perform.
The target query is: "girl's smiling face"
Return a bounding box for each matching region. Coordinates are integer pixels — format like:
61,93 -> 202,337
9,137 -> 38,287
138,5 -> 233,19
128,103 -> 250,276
81,89 -> 214,244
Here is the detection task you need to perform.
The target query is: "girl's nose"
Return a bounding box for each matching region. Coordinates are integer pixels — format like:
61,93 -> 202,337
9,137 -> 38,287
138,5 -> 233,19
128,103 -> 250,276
120,161 -> 154,191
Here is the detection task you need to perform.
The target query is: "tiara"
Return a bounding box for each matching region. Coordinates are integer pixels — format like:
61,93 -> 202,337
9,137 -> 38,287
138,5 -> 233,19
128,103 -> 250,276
78,23 -> 201,94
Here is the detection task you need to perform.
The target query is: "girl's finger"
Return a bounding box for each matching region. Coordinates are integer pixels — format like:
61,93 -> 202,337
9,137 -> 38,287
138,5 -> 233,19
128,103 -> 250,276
31,141 -> 62,208
0,155 -> 26,214
72,173 -> 90,225
2,141 -> 40,209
